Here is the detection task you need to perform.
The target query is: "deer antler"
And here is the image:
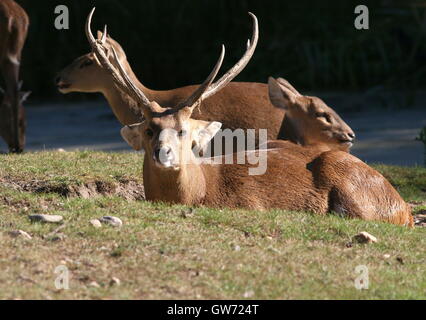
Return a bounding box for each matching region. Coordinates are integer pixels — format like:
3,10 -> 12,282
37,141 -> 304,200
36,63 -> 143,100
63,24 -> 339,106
177,45 -> 225,112
85,8 -> 152,112
201,12 -> 259,100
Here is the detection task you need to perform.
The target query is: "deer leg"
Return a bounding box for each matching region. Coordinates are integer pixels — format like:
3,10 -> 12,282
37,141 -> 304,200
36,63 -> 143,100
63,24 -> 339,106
0,55 -> 21,152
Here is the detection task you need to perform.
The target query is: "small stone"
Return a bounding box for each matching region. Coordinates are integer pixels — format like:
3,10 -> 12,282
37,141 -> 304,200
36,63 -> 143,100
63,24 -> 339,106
90,219 -> 102,228
396,257 -> 404,264
99,216 -> 122,228
50,233 -> 66,242
234,245 -> 241,252
243,290 -> 255,298
110,277 -> 121,286
383,254 -> 391,259
89,281 -> 100,288
29,214 -> 63,223
414,214 -> 426,226
8,230 -> 32,240
353,231 -> 377,244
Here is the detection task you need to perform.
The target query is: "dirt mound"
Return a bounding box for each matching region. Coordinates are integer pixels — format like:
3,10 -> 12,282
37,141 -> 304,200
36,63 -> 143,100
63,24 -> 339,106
0,176 -> 145,200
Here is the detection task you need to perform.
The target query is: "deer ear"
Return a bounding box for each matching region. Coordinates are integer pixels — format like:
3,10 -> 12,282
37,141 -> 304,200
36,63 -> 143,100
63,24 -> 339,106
96,30 -> 107,41
105,34 -> 127,60
120,123 -> 144,151
268,76 -> 297,110
195,121 -> 222,151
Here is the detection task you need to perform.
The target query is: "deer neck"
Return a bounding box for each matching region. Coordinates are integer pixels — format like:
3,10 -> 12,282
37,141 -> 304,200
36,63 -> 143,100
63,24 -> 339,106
101,59 -> 154,126
143,157 -> 208,205
277,114 -> 304,145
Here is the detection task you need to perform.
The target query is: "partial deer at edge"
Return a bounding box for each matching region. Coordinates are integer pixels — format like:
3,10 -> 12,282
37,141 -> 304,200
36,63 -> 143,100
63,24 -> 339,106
85,9 -> 412,227
0,0 -> 30,153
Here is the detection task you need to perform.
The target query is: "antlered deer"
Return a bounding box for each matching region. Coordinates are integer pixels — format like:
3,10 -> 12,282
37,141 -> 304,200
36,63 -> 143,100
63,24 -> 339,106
57,9 -> 284,143
57,9 -> 354,150
85,10 -> 412,226
0,0 -> 29,153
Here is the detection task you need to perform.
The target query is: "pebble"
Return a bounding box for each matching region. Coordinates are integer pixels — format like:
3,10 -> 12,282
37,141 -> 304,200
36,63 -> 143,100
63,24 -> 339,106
353,231 -> 377,244
243,290 -> 255,298
110,277 -> 121,286
50,233 -> 67,242
99,216 -> 122,228
90,219 -> 102,228
89,281 -> 101,288
29,214 -> 63,223
8,230 -> 32,240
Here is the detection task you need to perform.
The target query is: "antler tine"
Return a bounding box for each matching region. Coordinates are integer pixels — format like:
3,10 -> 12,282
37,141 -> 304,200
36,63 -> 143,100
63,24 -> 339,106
201,12 -> 259,100
85,8 -> 151,110
111,47 -> 151,107
178,45 -> 225,111
100,24 -> 107,44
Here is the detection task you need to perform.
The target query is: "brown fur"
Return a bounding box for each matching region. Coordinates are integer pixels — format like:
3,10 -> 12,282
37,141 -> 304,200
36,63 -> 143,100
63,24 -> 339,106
122,105 -> 412,227
0,0 -> 29,153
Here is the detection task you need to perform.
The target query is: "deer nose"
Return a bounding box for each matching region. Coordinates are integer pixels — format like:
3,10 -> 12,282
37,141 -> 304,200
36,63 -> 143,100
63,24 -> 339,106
55,76 -> 61,84
347,132 -> 356,140
154,146 -> 174,164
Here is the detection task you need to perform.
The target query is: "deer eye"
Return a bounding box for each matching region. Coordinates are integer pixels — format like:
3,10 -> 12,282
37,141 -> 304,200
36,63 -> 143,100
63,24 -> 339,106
80,59 -> 93,68
315,112 -> 331,123
145,128 -> 153,137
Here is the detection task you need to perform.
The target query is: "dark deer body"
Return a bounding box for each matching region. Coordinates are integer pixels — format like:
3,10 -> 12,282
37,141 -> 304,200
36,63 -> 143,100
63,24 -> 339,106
0,0 -> 29,153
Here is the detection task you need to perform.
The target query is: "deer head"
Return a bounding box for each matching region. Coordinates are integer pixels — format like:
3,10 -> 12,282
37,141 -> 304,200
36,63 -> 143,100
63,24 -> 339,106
118,46 -> 228,170
56,27 -> 128,94
268,77 -> 355,152
84,8 -> 258,168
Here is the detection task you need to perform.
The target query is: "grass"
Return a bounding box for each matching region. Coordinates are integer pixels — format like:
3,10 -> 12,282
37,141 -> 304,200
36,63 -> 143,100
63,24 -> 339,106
0,151 -> 425,299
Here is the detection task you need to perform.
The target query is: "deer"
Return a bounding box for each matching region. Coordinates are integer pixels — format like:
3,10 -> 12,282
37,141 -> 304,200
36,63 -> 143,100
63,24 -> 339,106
56,9 -> 355,151
266,77 -> 355,153
85,10 -> 413,227
0,0 -> 30,153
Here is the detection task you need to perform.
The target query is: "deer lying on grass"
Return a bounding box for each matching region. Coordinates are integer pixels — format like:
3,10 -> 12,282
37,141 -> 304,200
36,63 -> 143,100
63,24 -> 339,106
86,11 -> 412,227
0,0 -> 30,153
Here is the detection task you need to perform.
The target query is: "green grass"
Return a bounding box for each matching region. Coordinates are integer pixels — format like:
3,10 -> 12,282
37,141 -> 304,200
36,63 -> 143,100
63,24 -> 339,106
0,151 -> 425,299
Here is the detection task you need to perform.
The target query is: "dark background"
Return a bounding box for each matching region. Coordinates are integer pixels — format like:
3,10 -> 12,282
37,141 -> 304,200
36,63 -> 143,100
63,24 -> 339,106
15,0 -> 426,104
